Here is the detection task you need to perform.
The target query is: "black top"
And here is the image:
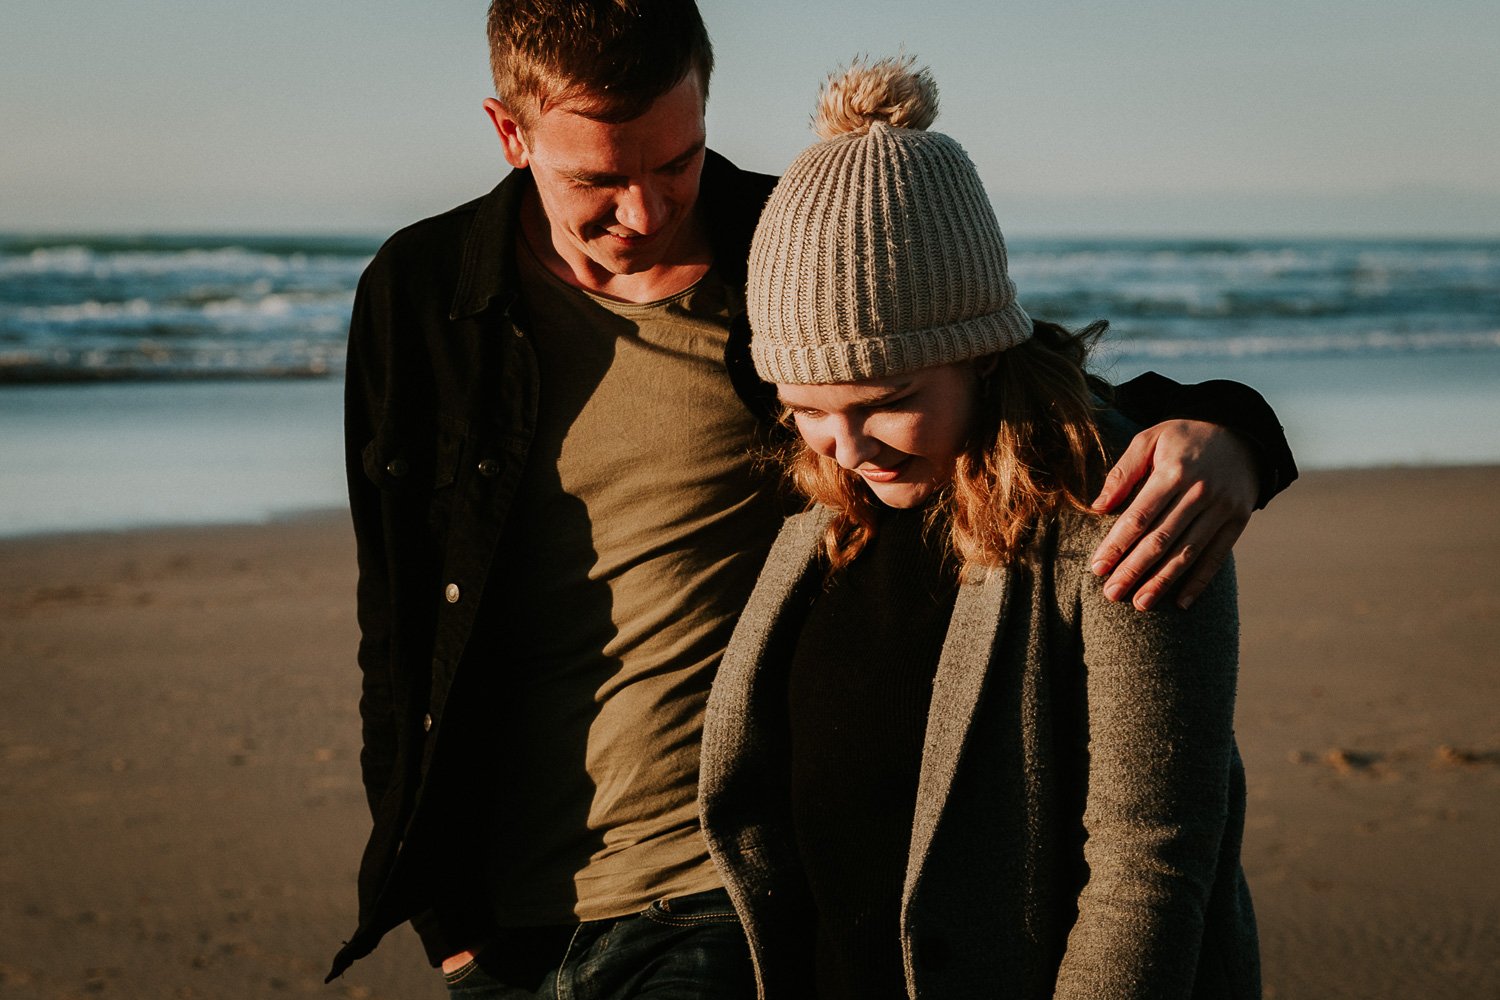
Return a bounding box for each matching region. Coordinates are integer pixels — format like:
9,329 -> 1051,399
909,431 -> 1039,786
787,505 -> 960,1000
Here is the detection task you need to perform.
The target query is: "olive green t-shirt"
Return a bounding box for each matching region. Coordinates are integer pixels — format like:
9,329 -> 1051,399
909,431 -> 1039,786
480,241 -> 784,924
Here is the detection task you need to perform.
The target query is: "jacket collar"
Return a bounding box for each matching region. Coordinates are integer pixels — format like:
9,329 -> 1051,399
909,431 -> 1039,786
449,167 -> 527,321
447,148 -> 770,323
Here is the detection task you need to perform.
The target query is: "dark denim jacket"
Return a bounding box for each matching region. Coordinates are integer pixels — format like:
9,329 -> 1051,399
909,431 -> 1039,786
328,151 -> 1296,980
328,152 -> 777,979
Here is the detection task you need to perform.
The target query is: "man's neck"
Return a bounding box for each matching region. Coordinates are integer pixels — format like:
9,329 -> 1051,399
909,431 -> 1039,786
519,190 -> 712,304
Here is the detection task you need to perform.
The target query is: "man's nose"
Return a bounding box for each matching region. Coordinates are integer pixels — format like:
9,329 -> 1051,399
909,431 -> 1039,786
615,183 -> 667,235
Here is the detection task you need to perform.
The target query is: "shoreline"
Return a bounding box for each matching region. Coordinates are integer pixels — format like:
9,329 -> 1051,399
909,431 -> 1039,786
0,505 -> 351,545
6,348 -> 1500,538
0,460 -> 1495,544
1,465 -> 1497,999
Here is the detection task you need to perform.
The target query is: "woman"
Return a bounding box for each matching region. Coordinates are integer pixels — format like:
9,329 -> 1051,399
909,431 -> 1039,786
698,58 -> 1259,1000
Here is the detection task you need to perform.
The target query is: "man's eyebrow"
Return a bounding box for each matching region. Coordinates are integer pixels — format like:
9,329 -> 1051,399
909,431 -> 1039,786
562,140 -> 705,184
658,139 -> 705,170
563,166 -> 623,184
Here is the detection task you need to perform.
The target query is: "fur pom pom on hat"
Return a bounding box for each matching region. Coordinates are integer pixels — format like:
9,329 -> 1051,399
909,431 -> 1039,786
748,56 -> 1032,385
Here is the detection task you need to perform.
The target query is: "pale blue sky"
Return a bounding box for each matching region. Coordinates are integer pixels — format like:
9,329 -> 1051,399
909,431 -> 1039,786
3,0 -> 1497,236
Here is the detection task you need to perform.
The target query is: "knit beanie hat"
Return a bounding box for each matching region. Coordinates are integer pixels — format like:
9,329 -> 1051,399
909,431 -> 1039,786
747,57 -> 1032,385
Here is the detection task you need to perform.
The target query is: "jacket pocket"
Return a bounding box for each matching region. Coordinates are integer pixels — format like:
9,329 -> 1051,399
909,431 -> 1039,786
362,418 -> 467,539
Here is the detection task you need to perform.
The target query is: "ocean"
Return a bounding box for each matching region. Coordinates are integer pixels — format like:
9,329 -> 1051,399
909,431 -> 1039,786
2,233 -> 1497,536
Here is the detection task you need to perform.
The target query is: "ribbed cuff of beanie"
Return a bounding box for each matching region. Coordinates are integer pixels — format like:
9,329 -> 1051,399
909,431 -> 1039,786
751,301 -> 1033,385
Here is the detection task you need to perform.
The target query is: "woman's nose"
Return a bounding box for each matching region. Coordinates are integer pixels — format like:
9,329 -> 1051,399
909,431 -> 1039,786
832,423 -> 881,470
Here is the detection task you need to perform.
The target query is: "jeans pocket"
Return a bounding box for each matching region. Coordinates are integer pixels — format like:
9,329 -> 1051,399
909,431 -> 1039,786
442,956 -> 499,993
442,956 -> 478,984
642,887 -> 743,927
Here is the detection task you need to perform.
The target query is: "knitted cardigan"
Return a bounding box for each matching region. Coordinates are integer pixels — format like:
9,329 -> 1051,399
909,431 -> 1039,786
699,500 -> 1260,1000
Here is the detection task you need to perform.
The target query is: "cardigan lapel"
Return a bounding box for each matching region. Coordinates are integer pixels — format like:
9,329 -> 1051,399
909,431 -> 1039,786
904,563 -> 1013,896
716,507 -> 831,696
697,507 -> 832,994
699,507 -> 831,826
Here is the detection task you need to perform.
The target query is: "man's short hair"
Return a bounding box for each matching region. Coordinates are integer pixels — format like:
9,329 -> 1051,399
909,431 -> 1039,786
487,0 -> 714,128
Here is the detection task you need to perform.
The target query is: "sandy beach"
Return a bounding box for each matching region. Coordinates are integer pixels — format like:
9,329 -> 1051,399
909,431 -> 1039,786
1,466 -> 1496,1000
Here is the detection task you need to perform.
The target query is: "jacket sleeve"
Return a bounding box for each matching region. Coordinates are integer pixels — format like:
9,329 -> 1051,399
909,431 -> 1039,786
343,248 -> 505,968
344,267 -> 399,818
1112,371 -> 1298,509
1053,514 -> 1243,1000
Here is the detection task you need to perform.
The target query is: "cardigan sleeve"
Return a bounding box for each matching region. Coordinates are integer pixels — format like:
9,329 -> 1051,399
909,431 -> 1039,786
1052,512 -> 1243,1000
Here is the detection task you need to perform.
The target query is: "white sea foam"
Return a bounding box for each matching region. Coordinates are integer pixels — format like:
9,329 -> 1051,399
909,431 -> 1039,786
3,235 -> 1495,383
0,245 -> 368,278
1115,328 -> 1500,360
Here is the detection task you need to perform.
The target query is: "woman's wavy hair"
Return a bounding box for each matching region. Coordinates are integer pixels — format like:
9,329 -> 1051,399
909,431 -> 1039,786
780,319 -> 1113,580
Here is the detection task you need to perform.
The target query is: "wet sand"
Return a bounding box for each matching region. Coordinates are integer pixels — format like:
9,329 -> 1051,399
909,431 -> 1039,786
1,466 -> 1496,999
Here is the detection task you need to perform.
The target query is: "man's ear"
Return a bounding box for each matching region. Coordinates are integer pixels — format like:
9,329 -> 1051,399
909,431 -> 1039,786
483,98 -> 530,169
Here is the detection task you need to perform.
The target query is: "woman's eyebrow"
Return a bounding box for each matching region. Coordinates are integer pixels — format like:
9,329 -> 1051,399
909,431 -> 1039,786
849,381 -> 914,404
776,381 -> 914,408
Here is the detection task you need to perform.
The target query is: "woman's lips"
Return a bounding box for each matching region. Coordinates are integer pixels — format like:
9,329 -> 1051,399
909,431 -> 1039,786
857,459 -> 909,483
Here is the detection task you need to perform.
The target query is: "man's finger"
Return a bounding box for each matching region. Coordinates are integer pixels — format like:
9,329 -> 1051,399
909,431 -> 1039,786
1129,539 -> 1198,611
1090,475 -> 1181,579
1101,479 -> 1211,603
1091,431 -> 1157,513
1127,515 -> 1219,611
1174,517 -> 1248,610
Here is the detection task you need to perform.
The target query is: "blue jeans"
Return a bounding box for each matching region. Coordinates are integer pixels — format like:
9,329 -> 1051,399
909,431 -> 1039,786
442,888 -> 757,1000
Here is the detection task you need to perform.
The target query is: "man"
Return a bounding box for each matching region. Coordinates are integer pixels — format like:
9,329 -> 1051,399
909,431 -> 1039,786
328,2 -> 1296,996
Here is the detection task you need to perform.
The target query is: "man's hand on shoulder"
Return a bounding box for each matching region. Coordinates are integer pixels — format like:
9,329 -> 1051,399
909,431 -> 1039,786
1089,419 -> 1258,611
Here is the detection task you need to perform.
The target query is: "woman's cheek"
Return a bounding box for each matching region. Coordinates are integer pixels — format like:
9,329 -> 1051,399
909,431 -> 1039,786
874,412 -> 922,452
795,416 -> 832,456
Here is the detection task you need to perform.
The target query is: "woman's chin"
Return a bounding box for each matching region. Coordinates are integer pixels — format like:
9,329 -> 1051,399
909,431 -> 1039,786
866,480 -> 938,509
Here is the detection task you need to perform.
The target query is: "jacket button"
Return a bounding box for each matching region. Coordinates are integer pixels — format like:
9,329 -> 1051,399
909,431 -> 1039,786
477,458 -> 501,478
385,458 -> 409,478
444,583 -> 461,603
422,713 -> 433,733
